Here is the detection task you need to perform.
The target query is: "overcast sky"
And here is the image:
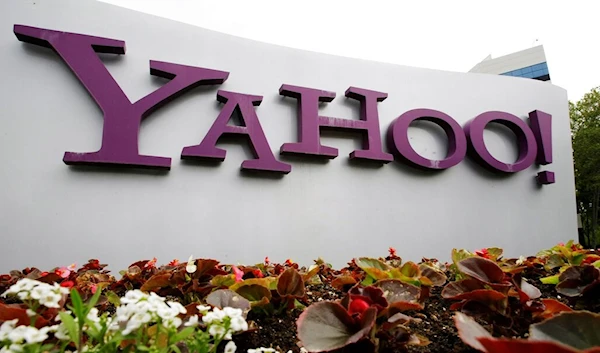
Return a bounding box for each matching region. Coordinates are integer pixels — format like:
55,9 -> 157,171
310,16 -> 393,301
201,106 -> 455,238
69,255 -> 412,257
99,0 -> 599,101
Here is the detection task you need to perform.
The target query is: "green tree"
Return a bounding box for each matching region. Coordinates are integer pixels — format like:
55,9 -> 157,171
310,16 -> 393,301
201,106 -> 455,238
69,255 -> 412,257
569,87 -> 600,248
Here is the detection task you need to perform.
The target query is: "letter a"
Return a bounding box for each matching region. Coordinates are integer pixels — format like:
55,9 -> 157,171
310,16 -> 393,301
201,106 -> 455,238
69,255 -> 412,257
182,90 -> 291,174
14,25 -> 229,169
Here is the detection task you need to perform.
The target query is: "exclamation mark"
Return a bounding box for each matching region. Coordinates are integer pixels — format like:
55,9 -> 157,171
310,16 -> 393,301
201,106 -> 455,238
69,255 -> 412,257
529,110 -> 555,184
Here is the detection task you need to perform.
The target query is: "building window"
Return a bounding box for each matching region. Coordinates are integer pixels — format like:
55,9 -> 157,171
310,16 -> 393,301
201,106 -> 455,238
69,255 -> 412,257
500,62 -> 550,81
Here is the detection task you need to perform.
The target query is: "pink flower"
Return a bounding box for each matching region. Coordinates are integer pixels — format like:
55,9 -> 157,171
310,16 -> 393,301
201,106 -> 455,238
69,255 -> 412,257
475,248 -> 491,259
264,257 -> 270,265
90,284 -> 98,294
144,258 -> 157,269
67,263 -> 77,271
558,242 -> 565,247
55,267 -> 71,279
233,266 -> 244,282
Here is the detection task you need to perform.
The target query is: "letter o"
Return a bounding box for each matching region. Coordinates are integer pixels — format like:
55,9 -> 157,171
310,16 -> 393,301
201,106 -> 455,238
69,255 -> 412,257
464,111 -> 537,173
387,109 -> 467,170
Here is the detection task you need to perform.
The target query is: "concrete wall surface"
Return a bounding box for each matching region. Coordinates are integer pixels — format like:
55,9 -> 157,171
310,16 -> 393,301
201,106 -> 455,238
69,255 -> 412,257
0,0 -> 577,272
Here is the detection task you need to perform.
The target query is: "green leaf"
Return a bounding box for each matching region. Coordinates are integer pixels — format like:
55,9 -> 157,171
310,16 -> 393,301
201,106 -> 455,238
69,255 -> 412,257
545,254 -> 566,270
210,274 -> 236,288
571,253 -> 585,266
360,276 -> 375,286
170,326 -> 195,344
399,262 -> 419,278
229,278 -> 275,292
354,257 -> 391,281
355,257 -> 390,271
294,299 -> 306,310
106,290 -> 121,306
58,311 -> 79,347
452,249 -> 473,265
530,311 -> 600,350
540,275 -> 560,285
235,284 -> 272,303
70,288 -> 85,321
486,248 -> 503,261
85,286 -> 103,315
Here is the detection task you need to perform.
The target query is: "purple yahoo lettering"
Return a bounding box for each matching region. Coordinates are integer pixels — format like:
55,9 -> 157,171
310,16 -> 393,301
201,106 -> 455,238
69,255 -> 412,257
537,171 -> 555,184
464,111 -> 537,173
528,110 -> 553,165
14,24 -> 229,170
279,85 -> 393,163
386,109 -> 467,170
181,90 -> 291,174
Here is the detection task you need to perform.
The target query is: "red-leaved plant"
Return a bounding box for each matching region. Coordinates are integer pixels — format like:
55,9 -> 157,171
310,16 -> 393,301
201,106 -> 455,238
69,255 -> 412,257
442,256 -> 547,328
555,264 -> 600,299
296,281 -> 427,352
454,311 -> 600,353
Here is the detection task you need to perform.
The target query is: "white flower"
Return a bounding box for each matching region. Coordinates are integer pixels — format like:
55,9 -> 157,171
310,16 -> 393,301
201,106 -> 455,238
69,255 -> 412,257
38,290 -> 62,308
131,311 -> 152,325
247,349 -> 278,353
197,304 -> 211,314
0,344 -> 24,353
516,255 -> 526,266
184,315 -> 199,327
202,308 -> 226,324
25,309 -> 36,317
230,316 -> 248,332
223,307 -> 243,318
162,317 -> 182,329
2,279 -> 36,297
114,289 -> 187,335
28,286 -> 46,300
54,327 -> 70,341
2,279 -> 66,309
120,290 -> 146,305
0,319 -> 19,340
224,341 -> 237,353
186,255 -> 197,274
87,308 -> 100,323
50,283 -> 69,296
21,326 -> 48,344
7,325 -> 28,343
208,324 -> 227,339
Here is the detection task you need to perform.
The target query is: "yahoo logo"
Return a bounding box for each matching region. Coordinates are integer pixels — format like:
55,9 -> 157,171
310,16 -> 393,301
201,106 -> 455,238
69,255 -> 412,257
13,25 -> 555,184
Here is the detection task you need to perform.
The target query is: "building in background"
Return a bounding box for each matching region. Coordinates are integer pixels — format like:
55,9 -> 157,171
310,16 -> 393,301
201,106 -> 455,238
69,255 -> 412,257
469,45 -> 551,82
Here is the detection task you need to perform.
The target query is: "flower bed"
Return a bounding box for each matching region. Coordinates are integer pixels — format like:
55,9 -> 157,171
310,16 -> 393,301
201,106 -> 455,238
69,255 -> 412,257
0,241 -> 599,353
